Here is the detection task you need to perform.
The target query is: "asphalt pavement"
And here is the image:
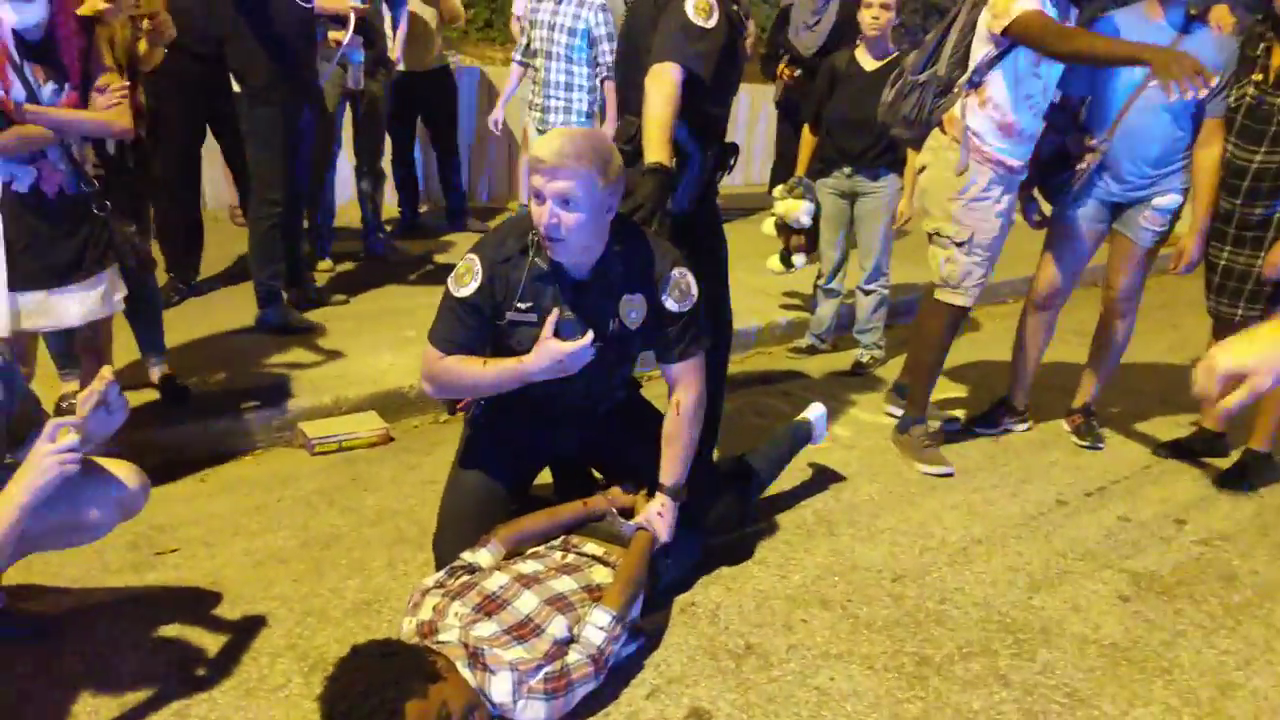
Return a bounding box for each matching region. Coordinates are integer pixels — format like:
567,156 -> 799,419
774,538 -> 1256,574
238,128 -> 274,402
6,272 -> 1280,719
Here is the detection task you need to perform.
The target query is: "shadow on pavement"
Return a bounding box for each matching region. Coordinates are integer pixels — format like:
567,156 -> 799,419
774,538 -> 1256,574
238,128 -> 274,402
116,328 -> 345,485
941,358 -> 1204,452
567,462 -> 846,720
0,585 -> 267,720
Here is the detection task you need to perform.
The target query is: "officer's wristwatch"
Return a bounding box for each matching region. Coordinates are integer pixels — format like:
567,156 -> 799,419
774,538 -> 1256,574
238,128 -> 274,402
655,482 -> 686,505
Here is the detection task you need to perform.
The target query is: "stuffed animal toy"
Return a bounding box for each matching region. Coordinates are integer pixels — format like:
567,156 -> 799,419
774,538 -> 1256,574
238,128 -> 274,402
763,177 -> 818,274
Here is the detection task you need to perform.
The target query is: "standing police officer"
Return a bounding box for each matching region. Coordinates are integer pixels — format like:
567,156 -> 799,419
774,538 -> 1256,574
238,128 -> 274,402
612,0 -> 747,469
422,129 -> 708,569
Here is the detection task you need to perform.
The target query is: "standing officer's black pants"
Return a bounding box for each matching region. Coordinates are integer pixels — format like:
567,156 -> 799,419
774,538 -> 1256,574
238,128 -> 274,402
144,49 -> 250,286
667,197 -> 733,469
431,388 -> 813,570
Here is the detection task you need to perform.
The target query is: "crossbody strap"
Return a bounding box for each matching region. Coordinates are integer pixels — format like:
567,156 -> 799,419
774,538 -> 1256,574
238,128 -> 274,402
1092,11 -> 1196,149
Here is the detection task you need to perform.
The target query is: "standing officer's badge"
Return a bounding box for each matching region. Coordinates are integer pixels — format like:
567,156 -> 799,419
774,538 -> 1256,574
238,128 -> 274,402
619,293 -> 647,330
448,253 -> 483,298
685,0 -> 719,29
661,267 -> 699,313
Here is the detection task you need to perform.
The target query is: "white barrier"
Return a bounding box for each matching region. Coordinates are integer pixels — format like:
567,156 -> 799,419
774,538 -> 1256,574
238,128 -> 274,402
199,65 -> 779,214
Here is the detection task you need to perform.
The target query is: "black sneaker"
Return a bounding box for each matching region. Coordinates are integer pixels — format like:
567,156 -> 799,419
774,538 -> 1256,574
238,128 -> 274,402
1214,448 -> 1280,493
1063,404 -> 1105,450
160,277 -> 194,309
156,373 -> 192,406
52,391 -> 77,417
966,396 -> 1032,436
849,351 -> 885,376
254,304 -> 324,335
1152,426 -> 1231,460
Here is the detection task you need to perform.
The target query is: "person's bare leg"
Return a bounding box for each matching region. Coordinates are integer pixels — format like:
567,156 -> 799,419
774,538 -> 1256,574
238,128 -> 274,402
1245,386 -> 1280,453
11,332 -> 38,384
1,457 -> 149,572
1009,220 -> 1105,409
1071,232 -> 1161,408
898,293 -> 970,418
75,316 -> 114,391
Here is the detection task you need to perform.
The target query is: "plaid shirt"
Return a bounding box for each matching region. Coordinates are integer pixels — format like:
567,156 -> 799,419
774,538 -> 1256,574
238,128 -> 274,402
1204,24 -> 1280,322
513,0 -> 617,132
400,535 -> 643,719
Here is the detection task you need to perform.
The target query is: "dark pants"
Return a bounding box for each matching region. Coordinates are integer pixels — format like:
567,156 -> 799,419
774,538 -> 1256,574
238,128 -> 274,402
768,99 -> 803,191
668,198 -> 733,469
308,63 -> 389,259
240,89 -> 318,310
431,389 -> 811,570
387,66 -> 468,224
144,49 -> 250,285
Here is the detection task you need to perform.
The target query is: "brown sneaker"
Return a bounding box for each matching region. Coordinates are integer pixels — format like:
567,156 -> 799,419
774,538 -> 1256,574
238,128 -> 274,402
891,422 -> 955,477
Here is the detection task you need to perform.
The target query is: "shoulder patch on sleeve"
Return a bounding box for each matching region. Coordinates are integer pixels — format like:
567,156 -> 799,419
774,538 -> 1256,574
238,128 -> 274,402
684,0 -> 719,29
661,266 -> 699,313
447,253 -> 484,298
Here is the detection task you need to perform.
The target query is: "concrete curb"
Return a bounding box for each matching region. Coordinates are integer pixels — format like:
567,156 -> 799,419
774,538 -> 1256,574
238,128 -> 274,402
122,248 -> 1175,471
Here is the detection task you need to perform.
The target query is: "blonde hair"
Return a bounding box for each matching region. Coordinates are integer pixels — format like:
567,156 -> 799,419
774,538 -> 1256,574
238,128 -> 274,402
527,128 -> 625,197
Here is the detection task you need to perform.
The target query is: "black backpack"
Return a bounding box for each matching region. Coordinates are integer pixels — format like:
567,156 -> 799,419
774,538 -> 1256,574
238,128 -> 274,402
878,0 -> 1017,150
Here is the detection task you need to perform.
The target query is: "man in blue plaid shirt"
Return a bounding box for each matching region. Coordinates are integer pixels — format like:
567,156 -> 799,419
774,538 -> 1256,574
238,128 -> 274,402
487,0 -> 619,143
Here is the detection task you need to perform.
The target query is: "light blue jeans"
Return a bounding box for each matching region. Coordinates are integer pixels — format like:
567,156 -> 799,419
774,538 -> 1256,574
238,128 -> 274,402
807,167 -> 903,356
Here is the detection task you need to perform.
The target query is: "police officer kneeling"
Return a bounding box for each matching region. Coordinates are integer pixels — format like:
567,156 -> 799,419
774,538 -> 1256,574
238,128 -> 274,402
421,128 -> 825,571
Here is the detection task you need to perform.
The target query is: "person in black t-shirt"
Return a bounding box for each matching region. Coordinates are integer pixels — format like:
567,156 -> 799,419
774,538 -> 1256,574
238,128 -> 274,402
782,0 -> 915,377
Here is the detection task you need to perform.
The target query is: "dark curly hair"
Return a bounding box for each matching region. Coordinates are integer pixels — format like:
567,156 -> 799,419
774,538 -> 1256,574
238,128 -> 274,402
319,639 -> 448,720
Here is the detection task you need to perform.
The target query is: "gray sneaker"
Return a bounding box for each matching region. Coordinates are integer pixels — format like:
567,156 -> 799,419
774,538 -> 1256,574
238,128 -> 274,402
882,385 -> 962,430
892,423 -> 955,477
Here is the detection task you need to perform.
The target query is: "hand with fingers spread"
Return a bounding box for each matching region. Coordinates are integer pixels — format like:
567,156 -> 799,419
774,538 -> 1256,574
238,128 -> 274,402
1192,319 -> 1280,419
1144,46 -> 1215,101
524,308 -> 596,383
9,417 -> 84,508
76,366 -> 130,451
89,81 -> 130,112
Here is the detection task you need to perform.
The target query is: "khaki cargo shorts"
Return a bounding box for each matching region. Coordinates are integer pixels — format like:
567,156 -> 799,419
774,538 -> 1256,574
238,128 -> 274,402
913,130 -> 1023,308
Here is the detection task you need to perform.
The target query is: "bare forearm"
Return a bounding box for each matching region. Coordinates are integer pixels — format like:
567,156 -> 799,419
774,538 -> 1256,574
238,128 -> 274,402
0,484 -> 39,571
498,64 -> 528,107
22,105 -> 133,141
657,385 -> 704,492
1187,127 -> 1225,238
902,148 -> 919,198
0,125 -> 59,159
642,64 -> 682,166
793,124 -> 819,178
598,529 -> 655,615
419,354 -> 533,400
1004,14 -> 1153,67
602,79 -> 617,126
492,494 -> 612,557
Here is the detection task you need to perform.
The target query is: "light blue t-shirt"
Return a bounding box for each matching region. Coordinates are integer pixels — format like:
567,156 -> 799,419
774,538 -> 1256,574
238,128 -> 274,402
1060,3 -> 1239,203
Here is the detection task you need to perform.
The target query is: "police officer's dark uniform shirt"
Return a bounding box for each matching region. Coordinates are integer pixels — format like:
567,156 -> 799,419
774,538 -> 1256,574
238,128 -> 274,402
428,214 -> 707,421
615,0 -> 746,145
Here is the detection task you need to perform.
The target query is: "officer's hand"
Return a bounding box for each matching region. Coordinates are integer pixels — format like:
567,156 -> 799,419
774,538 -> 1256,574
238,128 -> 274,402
621,164 -> 675,232
633,493 -> 678,545
526,308 -> 596,382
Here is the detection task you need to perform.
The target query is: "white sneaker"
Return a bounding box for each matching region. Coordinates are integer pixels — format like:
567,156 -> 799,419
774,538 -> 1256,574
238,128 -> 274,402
765,253 -> 793,275
799,402 -> 828,445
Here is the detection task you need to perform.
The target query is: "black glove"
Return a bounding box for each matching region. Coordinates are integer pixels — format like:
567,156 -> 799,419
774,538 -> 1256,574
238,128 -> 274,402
623,163 -> 675,232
